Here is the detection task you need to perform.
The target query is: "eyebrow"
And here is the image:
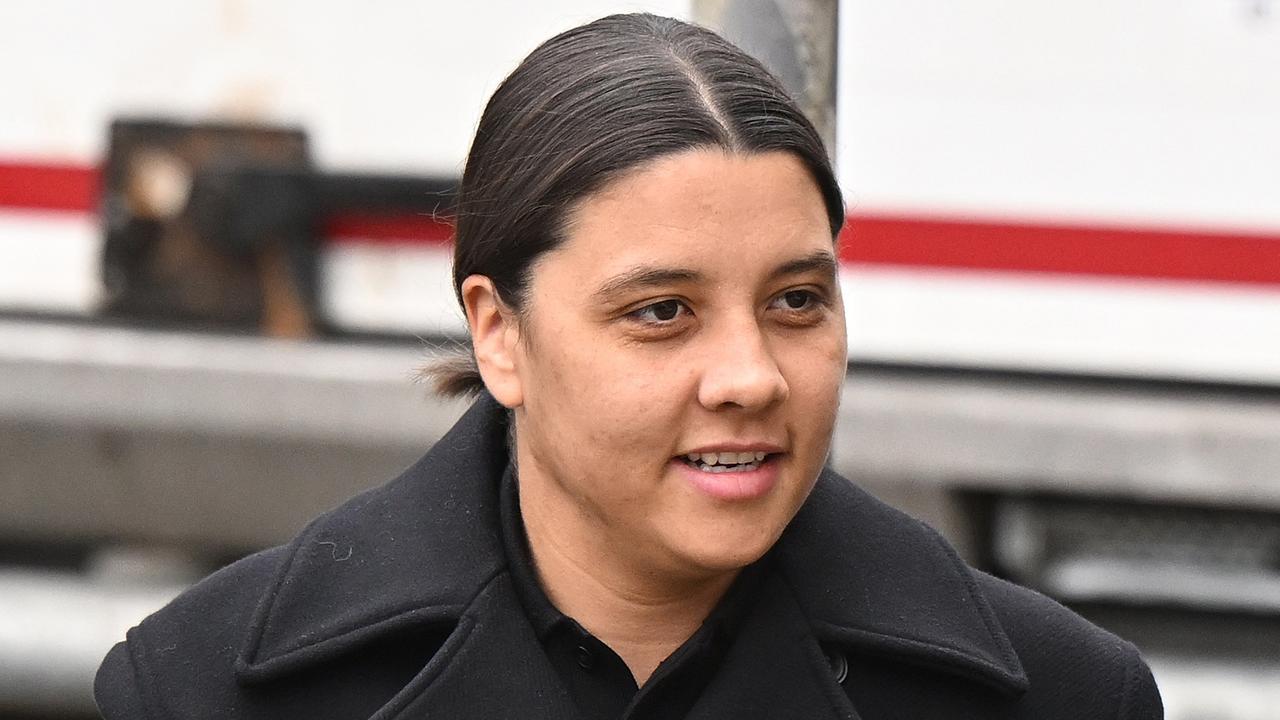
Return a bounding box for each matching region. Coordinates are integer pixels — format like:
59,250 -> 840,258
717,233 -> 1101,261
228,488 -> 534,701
591,267 -> 704,301
591,250 -> 839,301
771,250 -> 839,283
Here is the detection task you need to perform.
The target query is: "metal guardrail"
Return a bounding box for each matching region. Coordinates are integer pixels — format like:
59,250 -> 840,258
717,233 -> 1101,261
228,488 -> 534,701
0,319 -> 472,549
835,373 -> 1280,510
0,318 -> 467,445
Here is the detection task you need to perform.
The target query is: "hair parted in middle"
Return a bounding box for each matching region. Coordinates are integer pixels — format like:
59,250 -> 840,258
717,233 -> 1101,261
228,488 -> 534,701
432,12 -> 844,397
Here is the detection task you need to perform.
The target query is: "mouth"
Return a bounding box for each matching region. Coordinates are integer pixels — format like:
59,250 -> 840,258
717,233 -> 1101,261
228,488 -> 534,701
680,451 -> 774,474
674,449 -> 784,501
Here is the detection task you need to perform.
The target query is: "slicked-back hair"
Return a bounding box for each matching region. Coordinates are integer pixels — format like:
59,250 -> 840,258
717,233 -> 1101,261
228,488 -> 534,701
432,13 -> 844,397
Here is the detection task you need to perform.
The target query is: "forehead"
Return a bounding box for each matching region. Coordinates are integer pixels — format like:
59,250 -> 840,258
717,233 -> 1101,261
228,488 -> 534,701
551,149 -> 833,274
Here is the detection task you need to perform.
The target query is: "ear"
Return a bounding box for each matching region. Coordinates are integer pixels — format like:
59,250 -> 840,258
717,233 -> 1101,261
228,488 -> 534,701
460,275 -> 524,409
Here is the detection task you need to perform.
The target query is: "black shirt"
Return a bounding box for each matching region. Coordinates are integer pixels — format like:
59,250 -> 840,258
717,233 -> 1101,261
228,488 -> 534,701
498,466 -> 764,720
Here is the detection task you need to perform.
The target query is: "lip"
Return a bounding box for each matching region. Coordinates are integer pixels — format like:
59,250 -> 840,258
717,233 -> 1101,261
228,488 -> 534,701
672,453 -> 783,502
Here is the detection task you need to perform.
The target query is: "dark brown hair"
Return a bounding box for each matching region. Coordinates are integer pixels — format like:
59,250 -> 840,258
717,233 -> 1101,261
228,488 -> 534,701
429,12 -> 844,397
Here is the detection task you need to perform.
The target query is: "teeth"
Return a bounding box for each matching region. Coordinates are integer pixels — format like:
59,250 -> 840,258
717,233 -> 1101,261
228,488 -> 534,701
682,451 -> 772,467
702,462 -> 760,473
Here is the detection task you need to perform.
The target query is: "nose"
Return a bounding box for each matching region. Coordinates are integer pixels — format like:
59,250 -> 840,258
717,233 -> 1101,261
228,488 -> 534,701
696,319 -> 789,412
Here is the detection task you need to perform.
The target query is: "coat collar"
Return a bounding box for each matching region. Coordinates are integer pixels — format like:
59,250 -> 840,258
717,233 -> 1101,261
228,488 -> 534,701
235,392 -> 511,682
235,393 -> 1027,697
776,473 -> 1028,694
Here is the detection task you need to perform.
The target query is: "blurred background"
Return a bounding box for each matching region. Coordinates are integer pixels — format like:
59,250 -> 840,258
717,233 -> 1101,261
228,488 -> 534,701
1,1 -> 1278,717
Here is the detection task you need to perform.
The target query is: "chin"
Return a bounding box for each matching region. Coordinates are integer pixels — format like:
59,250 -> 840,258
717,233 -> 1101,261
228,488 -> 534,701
668,521 -> 786,575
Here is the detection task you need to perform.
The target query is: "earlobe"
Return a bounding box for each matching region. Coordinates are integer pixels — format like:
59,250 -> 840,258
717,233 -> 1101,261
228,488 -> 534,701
460,275 -> 524,409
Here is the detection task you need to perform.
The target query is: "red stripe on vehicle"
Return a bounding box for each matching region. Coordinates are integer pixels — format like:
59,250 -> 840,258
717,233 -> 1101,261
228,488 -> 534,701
323,213 -> 454,245
0,161 -> 100,213
838,214 -> 1280,287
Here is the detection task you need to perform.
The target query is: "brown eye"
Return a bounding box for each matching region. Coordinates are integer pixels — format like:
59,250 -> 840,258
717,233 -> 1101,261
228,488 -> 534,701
652,300 -> 681,320
771,290 -> 817,311
767,289 -> 827,321
783,290 -> 811,309
632,299 -> 687,323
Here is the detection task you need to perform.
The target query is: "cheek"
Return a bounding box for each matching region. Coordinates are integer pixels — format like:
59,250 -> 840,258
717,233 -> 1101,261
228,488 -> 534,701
782,325 -> 847,393
524,331 -> 689,462
778,330 -> 846,453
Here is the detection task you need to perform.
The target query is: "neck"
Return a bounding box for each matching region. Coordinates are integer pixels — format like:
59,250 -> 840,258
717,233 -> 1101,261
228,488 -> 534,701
517,471 -> 737,686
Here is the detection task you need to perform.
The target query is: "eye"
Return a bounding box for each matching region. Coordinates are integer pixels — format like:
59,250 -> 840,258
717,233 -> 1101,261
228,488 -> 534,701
771,289 -> 817,311
630,299 -> 688,324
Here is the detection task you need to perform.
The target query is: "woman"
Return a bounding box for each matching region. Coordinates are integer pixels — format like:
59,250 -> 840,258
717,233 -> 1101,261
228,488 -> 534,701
95,14 -> 1162,719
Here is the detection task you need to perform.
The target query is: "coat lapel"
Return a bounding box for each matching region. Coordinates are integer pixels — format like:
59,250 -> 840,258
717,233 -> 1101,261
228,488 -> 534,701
775,471 -> 1028,696
686,566 -> 861,720
235,395 -> 512,684
234,394 -> 584,719
375,573 -> 581,720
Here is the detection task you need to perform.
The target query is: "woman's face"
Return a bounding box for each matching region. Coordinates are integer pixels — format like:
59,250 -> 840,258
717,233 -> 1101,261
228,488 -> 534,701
507,148 -> 846,578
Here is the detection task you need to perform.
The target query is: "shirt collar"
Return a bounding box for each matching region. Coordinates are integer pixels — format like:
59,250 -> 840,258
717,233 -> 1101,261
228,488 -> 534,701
236,393 -> 1026,695
497,462 -> 573,640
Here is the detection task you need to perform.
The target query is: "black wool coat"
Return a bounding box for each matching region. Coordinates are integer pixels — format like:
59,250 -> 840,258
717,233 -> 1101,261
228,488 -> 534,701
95,394 -> 1163,719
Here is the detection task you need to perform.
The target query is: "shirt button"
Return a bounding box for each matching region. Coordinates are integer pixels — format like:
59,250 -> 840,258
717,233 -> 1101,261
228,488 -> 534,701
826,648 -> 849,684
575,644 -> 596,671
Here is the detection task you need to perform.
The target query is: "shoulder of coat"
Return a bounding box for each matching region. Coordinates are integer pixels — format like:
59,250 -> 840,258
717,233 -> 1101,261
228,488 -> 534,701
973,570 -> 1160,715
96,545 -> 289,717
